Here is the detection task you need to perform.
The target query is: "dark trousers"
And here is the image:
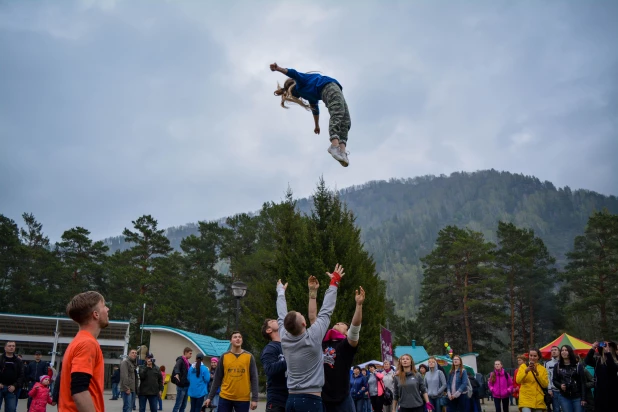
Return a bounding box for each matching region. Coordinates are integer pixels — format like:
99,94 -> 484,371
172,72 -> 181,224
140,395 -> 158,412
323,395 -> 355,412
448,394 -> 468,412
494,397 -> 509,412
217,397 -> 249,412
266,402 -> 286,412
189,396 -> 205,412
285,394 -> 322,412
399,407 -> 424,412
370,396 -> 384,412
27,382 -> 36,410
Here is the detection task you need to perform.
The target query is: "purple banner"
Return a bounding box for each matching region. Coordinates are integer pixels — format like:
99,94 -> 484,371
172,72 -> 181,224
381,327 -> 393,363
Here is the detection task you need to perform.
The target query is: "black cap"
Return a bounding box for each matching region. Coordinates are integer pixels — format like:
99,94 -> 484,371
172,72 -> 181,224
146,353 -> 155,359
35,351 -> 42,355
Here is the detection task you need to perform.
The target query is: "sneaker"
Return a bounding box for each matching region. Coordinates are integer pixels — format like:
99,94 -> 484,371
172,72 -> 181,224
339,150 -> 349,167
327,145 -> 344,163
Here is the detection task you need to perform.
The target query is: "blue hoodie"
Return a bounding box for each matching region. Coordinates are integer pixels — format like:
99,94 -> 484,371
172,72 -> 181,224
285,68 -> 342,116
187,364 -> 210,398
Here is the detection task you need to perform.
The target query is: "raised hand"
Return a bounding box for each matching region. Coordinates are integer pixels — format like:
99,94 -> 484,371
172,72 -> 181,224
270,62 -> 279,71
308,275 -> 319,291
277,279 -> 288,295
326,263 -> 345,279
355,286 -> 365,305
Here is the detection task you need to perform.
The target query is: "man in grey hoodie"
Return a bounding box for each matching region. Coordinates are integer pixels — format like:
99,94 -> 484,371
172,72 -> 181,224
276,264 -> 344,412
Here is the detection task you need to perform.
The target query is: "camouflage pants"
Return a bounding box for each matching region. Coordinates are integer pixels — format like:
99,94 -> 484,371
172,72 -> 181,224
321,82 -> 351,145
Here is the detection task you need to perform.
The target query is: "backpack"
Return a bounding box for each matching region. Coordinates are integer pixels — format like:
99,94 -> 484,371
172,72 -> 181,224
379,379 -> 393,406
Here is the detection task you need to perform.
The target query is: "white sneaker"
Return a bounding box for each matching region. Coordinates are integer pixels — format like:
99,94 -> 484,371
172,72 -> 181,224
339,150 -> 349,167
327,145 -> 344,163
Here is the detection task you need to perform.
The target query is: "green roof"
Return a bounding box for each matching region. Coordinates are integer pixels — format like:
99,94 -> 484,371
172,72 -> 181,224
143,325 -> 229,357
394,345 -> 429,362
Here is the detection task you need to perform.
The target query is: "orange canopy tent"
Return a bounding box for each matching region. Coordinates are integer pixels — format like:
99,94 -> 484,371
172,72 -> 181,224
540,333 -> 593,359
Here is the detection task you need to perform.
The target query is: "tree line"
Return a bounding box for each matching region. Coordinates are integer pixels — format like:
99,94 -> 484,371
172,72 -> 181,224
1,177 -> 617,373
418,209 -> 618,370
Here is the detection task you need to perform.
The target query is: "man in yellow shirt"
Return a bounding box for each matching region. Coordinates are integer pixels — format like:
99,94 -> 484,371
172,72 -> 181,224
205,332 -> 258,411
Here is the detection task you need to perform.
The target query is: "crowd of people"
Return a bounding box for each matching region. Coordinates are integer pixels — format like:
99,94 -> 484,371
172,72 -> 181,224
1,276 -> 617,412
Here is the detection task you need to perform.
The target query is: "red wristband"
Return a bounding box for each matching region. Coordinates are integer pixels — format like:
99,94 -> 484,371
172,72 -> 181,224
330,272 -> 342,287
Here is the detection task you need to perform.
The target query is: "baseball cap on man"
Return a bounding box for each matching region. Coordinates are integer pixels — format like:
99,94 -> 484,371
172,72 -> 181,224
35,351 -> 42,355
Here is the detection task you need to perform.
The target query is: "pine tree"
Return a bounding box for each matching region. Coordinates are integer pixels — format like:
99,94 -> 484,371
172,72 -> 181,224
55,226 -> 110,303
564,210 -> 618,338
418,226 -> 503,356
496,222 -> 557,363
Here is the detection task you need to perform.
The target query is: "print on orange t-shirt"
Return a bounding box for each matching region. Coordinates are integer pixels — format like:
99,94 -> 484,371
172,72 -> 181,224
58,330 -> 105,412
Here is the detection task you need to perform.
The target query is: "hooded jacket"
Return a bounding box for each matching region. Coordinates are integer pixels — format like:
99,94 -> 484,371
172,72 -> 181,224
172,356 -> 190,388
187,364 -> 211,399
516,362 -> 549,410
28,382 -> 53,412
425,367 -> 446,398
488,368 -> 512,399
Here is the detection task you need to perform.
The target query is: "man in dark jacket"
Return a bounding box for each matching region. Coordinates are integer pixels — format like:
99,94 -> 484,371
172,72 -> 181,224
26,351 -> 50,411
138,354 -> 163,412
171,347 -> 192,412
0,341 -> 25,412
110,366 -> 120,400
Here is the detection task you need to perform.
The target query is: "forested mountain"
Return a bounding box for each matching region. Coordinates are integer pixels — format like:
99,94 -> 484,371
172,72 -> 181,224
103,170 -> 618,317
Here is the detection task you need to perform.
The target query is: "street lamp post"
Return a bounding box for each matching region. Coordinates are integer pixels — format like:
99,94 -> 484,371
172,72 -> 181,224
231,281 -> 248,331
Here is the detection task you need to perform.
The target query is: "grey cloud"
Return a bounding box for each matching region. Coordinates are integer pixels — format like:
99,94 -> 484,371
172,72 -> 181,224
1,1 -> 617,241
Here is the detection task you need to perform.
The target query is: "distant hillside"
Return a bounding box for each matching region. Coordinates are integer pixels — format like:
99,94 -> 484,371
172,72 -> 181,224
103,170 -> 618,317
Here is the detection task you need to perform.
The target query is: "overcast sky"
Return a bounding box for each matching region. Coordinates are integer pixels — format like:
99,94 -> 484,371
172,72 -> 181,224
1,0 -> 617,241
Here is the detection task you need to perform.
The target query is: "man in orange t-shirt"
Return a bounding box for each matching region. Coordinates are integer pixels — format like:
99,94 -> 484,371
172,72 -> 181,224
59,291 -> 110,412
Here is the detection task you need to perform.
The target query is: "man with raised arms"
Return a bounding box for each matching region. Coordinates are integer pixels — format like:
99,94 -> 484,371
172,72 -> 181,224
276,264 -> 345,412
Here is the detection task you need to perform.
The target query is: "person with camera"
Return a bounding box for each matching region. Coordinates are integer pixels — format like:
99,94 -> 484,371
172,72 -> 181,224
551,345 -> 586,412
515,348 -> 549,412
584,340 -> 618,411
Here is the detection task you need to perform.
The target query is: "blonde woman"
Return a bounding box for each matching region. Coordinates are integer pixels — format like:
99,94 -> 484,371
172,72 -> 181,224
425,357 -> 446,412
515,348 -> 549,412
392,354 -> 433,412
270,62 -> 351,167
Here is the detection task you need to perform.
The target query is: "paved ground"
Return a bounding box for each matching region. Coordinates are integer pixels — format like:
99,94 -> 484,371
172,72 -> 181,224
16,391 -> 506,412
15,391 -> 269,412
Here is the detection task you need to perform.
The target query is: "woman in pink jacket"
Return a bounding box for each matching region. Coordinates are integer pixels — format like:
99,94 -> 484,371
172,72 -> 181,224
28,375 -> 53,412
488,361 -> 513,412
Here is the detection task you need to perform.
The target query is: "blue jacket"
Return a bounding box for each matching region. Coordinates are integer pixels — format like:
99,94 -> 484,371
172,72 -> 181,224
447,369 -> 469,397
350,374 -> 368,400
285,68 -> 342,116
260,341 -> 288,407
187,364 -> 210,398
26,360 -> 49,383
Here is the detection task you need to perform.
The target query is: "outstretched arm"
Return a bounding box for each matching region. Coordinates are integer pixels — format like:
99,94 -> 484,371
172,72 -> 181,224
270,62 -> 288,75
312,112 -> 320,134
348,286 -> 365,348
276,280 -> 289,332
309,264 -> 345,343
308,275 -> 319,325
